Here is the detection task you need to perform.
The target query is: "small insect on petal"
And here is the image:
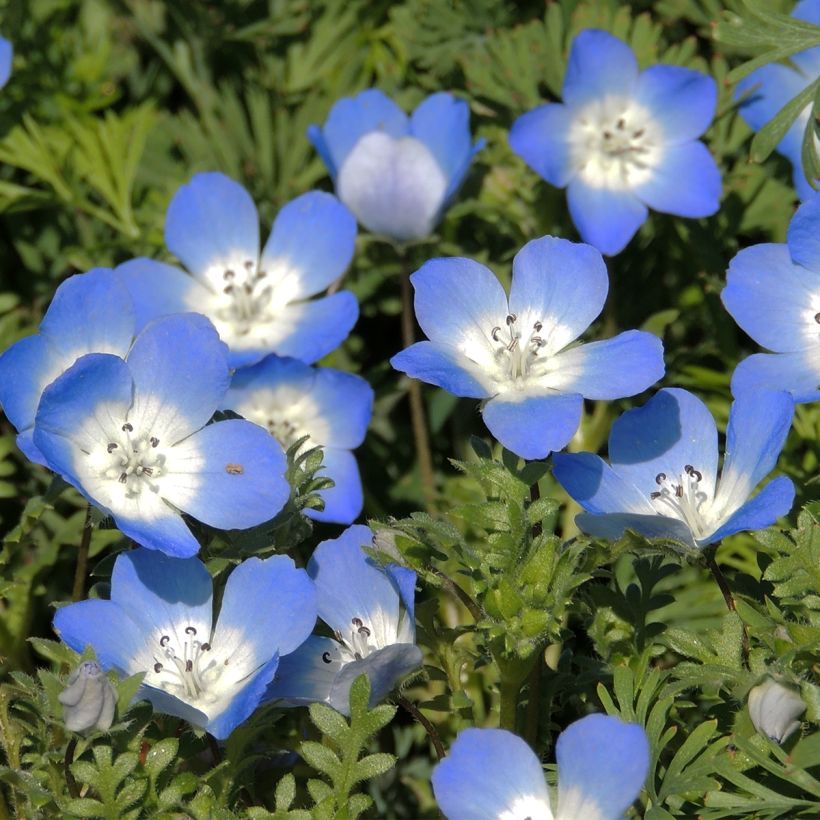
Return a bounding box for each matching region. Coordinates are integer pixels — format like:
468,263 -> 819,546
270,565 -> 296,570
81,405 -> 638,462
225,463 -> 244,475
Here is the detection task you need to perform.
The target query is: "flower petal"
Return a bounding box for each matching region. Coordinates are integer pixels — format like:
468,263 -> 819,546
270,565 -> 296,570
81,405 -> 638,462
432,728 -> 553,820
163,418 -> 289,531
126,314 -> 230,446
306,448 -> 364,525
714,391 -> 794,518
509,103 -> 576,187
608,388 -> 719,501
709,475 -> 795,544
259,191 -> 357,300
0,37 -> 12,89
736,61 -> 808,145
508,236 -> 608,355
574,510 -> 696,548
632,141 -> 721,217
390,341 -> 491,398
731,350 -> 820,404
566,178 -> 647,256
266,635 -> 344,707
165,172 -> 260,290
563,30 -> 639,108
537,331 -> 665,399
556,714 -> 649,820
634,65 -> 717,143
787,190 -> 820,271
137,685 -> 209,731
482,391 -> 583,460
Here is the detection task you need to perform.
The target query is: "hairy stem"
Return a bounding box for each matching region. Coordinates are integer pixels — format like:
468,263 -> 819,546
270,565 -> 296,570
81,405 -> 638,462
64,737 -> 79,798
705,548 -> 750,665
71,506 -> 93,602
433,569 -> 483,623
398,696 -> 445,760
524,482 -> 543,746
498,677 -> 520,733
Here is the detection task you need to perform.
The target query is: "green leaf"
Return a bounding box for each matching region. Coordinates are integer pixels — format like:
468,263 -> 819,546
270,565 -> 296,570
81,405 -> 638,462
749,78 -> 819,163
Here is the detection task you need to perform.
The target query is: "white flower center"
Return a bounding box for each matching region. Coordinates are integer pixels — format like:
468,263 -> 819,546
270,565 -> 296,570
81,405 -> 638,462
570,97 -> 661,189
488,312 -> 548,385
147,624 -> 223,705
213,259 -> 274,337
332,616 -> 377,663
649,464 -> 713,539
97,422 -> 165,497
499,794 -> 553,820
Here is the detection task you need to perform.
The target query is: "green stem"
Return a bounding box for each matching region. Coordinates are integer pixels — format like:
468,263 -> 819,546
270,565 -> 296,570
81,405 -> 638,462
64,737 -> 79,798
398,696 -> 445,760
498,677 -> 520,732
71,506 -> 93,602
704,547 -> 750,666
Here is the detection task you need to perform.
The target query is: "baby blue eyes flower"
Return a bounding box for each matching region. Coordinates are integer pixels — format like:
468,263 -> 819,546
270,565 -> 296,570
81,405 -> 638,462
510,29 -> 720,256
431,714 -> 650,820
390,235 -> 665,460
267,525 -> 422,715
722,191 -> 820,403
735,0 -> 820,200
225,355 -> 374,525
308,89 -> 483,241
0,268 -> 136,464
553,388 -> 795,549
0,37 -> 12,89
53,548 -> 317,740
118,173 -> 358,369
32,313 -> 290,558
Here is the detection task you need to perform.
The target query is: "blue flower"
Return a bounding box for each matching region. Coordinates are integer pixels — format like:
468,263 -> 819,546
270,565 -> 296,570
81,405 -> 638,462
53,547 -> 317,740
32,313 -> 290,557
0,269 -> 136,464
735,0 -> 820,200
266,525 -> 422,715
118,173 -> 358,369
225,356 -> 373,525
0,37 -> 12,89
510,29 -> 720,255
308,89 -> 483,242
431,714 -> 649,820
722,191 -> 820,402
390,236 -> 665,460
553,388 -> 795,549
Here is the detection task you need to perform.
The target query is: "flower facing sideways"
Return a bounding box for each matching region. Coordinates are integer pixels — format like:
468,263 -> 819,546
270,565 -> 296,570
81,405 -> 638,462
309,89 -> 483,242
54,548 -> 317,740
553,388 -> 795,549
225,356 -> 374,525
431,714 -> 650,820
118,173 -> 358,369
266,525 -> 422,714
390,235 -> 665,460
510,29 -> 720,255
33,313 -> 290,557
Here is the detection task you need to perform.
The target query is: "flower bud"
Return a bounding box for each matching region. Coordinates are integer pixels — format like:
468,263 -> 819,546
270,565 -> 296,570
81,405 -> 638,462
58,661 -> 116,733
748,678 -> 805,744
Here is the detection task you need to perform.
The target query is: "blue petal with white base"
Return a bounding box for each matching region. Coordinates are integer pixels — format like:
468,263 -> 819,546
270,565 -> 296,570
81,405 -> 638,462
309,448 -> 364,525
508,103 -> 575,187
562,29 -> 638,107
732,351 -> 820,404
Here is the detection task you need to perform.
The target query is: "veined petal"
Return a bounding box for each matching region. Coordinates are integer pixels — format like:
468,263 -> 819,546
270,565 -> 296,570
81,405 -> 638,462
163,419 -> 289,531
566,178 -> 647,256
508,236 -> 608,355
509,103 -> 576,188
537,331 -> 665,399
259,191 -> 357,300
608,388 -> 719,502
736,62 -> 809,137
634,65 -> 717,143
563,30 -> 639,108
165,172 -> 260,291
0,37 -> 11,89
266,635 -> 344,707
714,391 -> 794,518
787,190 -> 820,271
306,448 -> 364,525
482,391 -> 583,460
722,243 -> 819,353
731,350 -> 820,404
708,475 -> 795,545
390,342 -> 492,399
574,510 -> 696,548
137,685 -> 209,732
632,141 -> 721,218
555,714 -> 649,820
432,728 -> 553,820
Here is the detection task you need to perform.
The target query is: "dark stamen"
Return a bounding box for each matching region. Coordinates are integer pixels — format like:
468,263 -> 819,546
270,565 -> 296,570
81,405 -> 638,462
655,473 -> 666,484
122,423 -> 133,433
506,313 -> 517,326
352,617 -> 363,628
185,626 -> 197,635
200,643 -> 211,651
153,662 -> 163,673
107,443 -> 118,453
118,473 -> 128,484
491,326 -> 502,341
322,652 -> 332,664
533,321 -> 542,332
675,485 -> 684,498
650,491 -> 662,499
185,660 -> 193,672
160,635 -> 170,647
150,437 -> 159,448
358,625 -> 371,637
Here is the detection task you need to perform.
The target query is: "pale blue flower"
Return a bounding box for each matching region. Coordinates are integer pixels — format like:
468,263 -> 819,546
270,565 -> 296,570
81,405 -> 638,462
431,715 -> 650,820
553,388 -> 795,549
309,89 -> 483,241
225,356 -> 373,525
0,37 -> 12,89
390,235 -> 665,460
33,313 -> 290,557
54,548 -> 317,740
722,191 -> 820,402
510,29 -> 720,255
119,173 -> 358,368
267,525 -> 422,714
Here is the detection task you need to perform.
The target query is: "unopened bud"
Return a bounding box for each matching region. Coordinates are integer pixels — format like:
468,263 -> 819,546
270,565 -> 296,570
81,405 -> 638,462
58,661 -> 116,733
748,678 -> 805,744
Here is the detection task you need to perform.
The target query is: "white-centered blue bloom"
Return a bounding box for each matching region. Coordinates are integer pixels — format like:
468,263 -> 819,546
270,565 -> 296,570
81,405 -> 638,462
510,29 -> 720,255
308,89 -> 483,242
32,313 -> 290,557
266,525 -> 422,714
431,715 -> 650,820
553,388 -> 795,549
390,235 -> 665,460
736,0 -> 820,200
722,191 -> 820,402
0,37 -> 12,89
0,269 -> 136,464
118,173 -> 358,369
53,548 -> 317,740
225,356 -> 373,525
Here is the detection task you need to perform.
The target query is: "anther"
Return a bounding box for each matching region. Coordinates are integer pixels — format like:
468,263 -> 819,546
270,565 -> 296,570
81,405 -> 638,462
491,326 -> 502,341
154,662 -> 163,673
107,442 -> 118,453
122,423 -> 133,432
200,643 -> 211,651
815,312 -> 820,324
118,473 -> 128,484
617,118 -> 625,129
352,617 -> 363,628
650,491 -> 662,499
633,128 -> 645,138
185,660 -> 193,672
533,321 -> 542,332
160,635 -> 170,647
684,465 -> 694,475
506,313 -> 517,326
655,473 -> 666,484
691,469 -> 702,482
223,269 -> 235,280
150,437 -> 159,448
675,485 -> 684,498
185,626 -> 197,635
244,259 -> 254,270
322,652 -> 332,664
358,625 -> 371,637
